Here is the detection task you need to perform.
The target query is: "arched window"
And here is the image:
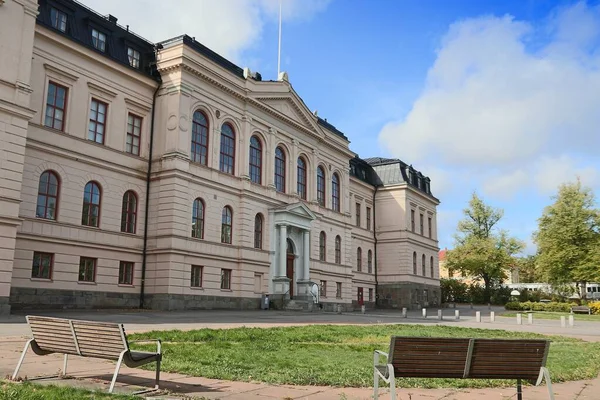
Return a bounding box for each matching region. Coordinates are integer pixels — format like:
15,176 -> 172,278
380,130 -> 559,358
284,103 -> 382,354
219,123 -> 235,175
368,250 -> 373,274
120,190 -> 137,234
274,146 -> 286,193
191,110 -> 209,165
319,231 -> 326,261
430,256 -> 434,278
422,254 -> 426,276
332,173 -> 340,212
412,252 -> 417,274
221,206 -> 233,244
254,213 -> 263,249
192,198 -> 205,239
356,247 -> 362,272
317,166 -> 326,206
249,135 -> 262,184
36,170 -> 59,220
82,181 -> 101,227
335,235 -> 341,264
297,157 -> 307,200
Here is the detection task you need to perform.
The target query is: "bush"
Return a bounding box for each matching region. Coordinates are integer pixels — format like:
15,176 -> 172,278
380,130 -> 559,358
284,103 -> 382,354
440,279 -> 469,303
504,301 -> 572,313
589,301 -> 600,315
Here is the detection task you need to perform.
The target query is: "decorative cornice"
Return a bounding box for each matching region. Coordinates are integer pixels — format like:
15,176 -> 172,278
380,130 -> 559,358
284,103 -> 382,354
87,81 -> 118,99
44,63 -> 79,82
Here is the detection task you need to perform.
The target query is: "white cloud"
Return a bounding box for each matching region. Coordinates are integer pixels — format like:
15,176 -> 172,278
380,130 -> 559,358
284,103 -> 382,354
533,155 -> 599,195
80,0 -> 330,63
482,169 -> 530,201
378,2 -> 600,169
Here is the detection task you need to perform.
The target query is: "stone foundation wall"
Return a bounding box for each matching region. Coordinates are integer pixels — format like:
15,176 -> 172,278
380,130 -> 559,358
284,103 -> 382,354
143,294 -> 261,311
0,296 -> 10,315
377,282 -> 441,310
10,287 -> 140,310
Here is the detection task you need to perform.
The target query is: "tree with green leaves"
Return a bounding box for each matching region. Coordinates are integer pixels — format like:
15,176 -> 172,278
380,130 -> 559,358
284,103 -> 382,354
514,255 -> 540,283
445,194 -> 524,303
533,180 -> 600,298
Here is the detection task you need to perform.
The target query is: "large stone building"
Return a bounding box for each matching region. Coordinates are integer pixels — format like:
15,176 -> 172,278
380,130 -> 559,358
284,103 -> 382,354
0,0 -> 440,314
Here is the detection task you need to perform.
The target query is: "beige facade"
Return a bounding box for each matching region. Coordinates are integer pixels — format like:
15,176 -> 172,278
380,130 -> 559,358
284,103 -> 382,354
0,0 -> 440,314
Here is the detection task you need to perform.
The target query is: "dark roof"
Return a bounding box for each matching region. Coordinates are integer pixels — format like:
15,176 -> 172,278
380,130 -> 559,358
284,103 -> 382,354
350,157 -> 378,186
317,117 -> 349,141
36,0 -> 158,80
159,35 -> 245,79
363,157 -> 401,166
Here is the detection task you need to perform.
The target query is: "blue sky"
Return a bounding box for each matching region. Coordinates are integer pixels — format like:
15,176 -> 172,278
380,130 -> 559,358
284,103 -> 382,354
86,0 -> 600,253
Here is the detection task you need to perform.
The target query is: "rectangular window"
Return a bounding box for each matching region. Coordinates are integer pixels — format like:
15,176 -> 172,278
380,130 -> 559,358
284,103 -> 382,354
191,265 -> 203,288
366,207 -> 371,230
88,98 -> 107,144
92,29 -> 106,52
221,268 -> 232,290
118,261 -> 134,285
50,8 -> 67,32
45,81 -> 67,131
420,214 -> 424,235
78,257 -> 96,282
428,217 -> 433,239
126,113 -> 142,155
32,252 -> 53,279
127,47 -> 140,69
355,202 -> 361,227
368,288 -> 374,302
320,280 -> 327,297
411,210 -> 415,232
336,282 -> 342,299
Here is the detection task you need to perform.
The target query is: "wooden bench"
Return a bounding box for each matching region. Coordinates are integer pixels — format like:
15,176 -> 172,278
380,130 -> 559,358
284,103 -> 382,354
571,306 -> 591,315
11,316 -> 162,393
374,337 -> 553,400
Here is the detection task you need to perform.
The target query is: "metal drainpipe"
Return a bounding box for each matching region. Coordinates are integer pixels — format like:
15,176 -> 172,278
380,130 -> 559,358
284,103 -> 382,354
373,185 -> 379,307
140,50 -> 162,309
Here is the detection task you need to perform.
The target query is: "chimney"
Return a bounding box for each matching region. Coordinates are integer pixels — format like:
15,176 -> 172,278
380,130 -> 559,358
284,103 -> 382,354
108,14 -> 118,24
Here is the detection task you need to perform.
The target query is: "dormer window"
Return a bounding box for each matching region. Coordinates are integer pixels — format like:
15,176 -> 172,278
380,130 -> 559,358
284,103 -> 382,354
127,47 -> 140,69
92,29 -> 106,52
50,8 -> 67,32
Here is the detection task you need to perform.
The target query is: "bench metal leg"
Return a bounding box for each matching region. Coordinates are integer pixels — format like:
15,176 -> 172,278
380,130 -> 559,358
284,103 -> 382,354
388,365 -> 396,400
109,351 -> 127,394
154,357 -> 161,389
517,378 -> 523,400
63,354 -> 68,376
12,339 -> 34,380
536,367 -> 555,400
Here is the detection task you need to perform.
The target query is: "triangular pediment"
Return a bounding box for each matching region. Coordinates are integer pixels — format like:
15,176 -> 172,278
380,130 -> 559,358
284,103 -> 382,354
274,202 -> 317,221
253,91 -> 321,133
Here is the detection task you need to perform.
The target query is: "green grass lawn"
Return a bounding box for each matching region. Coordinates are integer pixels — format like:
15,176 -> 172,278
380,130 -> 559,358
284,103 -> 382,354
0,381 -> 138,400
502,311 -> 600,322
129,324 -> 600,388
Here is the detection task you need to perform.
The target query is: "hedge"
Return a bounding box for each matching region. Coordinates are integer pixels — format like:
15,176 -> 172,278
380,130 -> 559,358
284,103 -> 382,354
504,301 -> 574,312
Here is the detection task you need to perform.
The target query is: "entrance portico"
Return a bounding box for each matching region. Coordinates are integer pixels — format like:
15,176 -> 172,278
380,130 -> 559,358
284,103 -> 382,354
270,203 -> 317,300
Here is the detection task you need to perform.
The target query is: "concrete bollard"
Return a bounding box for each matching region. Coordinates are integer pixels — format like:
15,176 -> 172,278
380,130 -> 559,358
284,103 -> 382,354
488,303 -> 491,310
361,305 -> 366,314
517,313 -> 522,325
561,316 -> 566,328
422,308 -> 427,318
528,313 -> 533,325
476,311 -> 481,322
402,307 -> 407,318
438,310 -> 443,320
569,315 -> 574,327
455,310 -> 460,320
490,311 -> 495,322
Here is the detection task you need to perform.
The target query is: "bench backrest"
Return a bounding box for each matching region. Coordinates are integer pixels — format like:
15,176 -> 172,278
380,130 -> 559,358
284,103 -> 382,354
388,337 -> 549,381
27,316 -> 129,360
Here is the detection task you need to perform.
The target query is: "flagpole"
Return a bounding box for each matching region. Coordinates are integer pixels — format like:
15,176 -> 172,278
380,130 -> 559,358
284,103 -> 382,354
277,0 -> 282,77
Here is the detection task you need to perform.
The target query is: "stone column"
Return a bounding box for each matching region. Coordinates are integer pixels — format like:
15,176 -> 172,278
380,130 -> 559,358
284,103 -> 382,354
303,230 -> 310,281
278,224 -> 287,277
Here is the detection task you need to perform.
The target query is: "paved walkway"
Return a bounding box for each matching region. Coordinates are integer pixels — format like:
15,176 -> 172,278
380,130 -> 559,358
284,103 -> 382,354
2,307 -> 600,399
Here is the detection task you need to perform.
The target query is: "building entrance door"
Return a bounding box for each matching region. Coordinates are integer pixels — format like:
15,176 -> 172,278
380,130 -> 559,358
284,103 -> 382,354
357,287 -> 364,306
286,255 -> 294,297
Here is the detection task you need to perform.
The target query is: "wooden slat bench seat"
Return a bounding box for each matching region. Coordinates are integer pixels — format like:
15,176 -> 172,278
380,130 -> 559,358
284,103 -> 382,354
12,315 -> 162,393
571,306 -> 591,315
374,337 -> 553,400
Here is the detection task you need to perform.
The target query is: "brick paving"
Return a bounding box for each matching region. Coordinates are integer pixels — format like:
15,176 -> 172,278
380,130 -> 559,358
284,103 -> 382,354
1,307 -> 599,399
